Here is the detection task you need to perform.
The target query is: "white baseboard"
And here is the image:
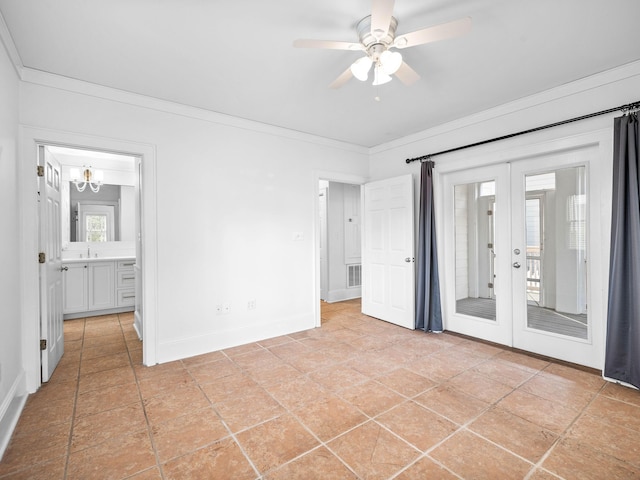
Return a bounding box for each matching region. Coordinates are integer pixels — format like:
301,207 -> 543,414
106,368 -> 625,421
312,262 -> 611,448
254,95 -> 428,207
0,371 -> 27,460
157,313 -> 315,364
326,288 -> 361,303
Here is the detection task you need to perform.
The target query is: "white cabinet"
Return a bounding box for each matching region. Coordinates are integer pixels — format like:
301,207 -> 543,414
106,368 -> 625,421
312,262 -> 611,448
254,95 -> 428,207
116,260 -> 136,307
63,258 -> 135,318
63,263 -> 88,313
88,261 -> 115,310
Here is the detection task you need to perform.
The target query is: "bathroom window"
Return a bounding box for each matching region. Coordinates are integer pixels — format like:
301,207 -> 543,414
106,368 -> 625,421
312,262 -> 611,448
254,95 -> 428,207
85,214 -> 108,242
78,204 -> 115,242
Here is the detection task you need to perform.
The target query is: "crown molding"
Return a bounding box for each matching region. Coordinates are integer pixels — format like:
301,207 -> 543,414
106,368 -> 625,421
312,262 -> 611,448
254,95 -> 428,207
370,59 -> 640,156
0,10 -> 23,78
20,67 -> 369,156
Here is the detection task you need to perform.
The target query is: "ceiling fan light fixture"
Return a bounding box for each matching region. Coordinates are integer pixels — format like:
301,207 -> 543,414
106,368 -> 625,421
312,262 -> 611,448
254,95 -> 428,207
380,50 -> 402,75
372,66 -> 392,86
350,56 -> 373,81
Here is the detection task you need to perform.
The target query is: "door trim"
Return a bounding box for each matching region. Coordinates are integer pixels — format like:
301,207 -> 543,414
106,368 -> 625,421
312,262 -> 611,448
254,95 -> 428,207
19,126 -> 159,393
312,171 -> 367,328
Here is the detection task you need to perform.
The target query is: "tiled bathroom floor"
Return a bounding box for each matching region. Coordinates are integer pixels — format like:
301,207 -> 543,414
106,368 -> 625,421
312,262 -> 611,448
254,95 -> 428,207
1,300 -> 639,479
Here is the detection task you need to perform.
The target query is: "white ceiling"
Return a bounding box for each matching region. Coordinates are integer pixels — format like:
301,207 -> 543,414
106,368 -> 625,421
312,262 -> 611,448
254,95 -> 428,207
2,0 -> 640,147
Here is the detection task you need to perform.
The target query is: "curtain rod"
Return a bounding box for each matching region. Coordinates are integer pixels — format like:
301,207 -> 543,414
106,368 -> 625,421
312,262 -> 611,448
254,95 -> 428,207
405,100 -> 640,164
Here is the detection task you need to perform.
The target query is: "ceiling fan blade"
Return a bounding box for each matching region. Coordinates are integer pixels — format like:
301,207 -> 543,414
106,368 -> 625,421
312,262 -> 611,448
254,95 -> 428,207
394,16 -> 472,49
329,68 -> 353,89
371,0 -> 395,39
394,61 -> 420,86
293,39 -> 362,51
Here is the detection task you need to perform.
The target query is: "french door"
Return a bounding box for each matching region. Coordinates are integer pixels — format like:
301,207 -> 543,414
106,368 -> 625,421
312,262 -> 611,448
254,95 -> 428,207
442,146 -> 600,368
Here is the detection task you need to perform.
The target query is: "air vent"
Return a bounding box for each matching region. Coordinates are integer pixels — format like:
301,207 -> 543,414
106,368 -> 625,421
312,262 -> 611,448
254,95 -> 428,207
347,264 -> 362,288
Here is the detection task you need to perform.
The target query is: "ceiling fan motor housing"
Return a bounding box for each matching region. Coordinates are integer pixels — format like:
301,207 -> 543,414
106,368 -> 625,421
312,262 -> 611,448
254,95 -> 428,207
357,15 -> 398,61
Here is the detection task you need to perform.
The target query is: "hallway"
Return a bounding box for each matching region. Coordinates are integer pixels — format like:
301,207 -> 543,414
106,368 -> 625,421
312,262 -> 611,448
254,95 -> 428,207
1,302 -> 639,479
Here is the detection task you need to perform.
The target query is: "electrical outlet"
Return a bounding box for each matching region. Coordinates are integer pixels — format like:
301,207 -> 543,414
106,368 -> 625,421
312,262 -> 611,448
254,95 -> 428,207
248,299 -> 256,310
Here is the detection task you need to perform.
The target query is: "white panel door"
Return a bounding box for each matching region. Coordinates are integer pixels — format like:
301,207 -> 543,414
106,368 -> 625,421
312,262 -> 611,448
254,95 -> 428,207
134,157 -> 143,339
40,148 -> 64,382
318,186 -> 328,301
362,174 -> 414,329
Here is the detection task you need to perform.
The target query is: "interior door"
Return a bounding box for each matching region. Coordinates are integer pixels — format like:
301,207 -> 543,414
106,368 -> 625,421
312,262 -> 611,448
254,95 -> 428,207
318,186 -> 328,301
134,157 -> 143,340
40,147 -> 64,382
511,152 -> 597,367
362,174 -> 415,329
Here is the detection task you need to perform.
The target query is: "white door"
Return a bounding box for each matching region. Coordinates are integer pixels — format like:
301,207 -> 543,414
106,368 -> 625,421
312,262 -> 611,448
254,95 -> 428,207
362,174 -> 415,329
39,147 -> 64,382
442,146 -> 601,368
319,186 -> 328,301
511,151 -> 598,367
443,164 -> 512,346
134,158 -> 143,339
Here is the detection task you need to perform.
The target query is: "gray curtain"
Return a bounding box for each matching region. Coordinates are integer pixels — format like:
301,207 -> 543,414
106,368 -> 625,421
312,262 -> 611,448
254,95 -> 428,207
415,161 -> 443,332
604,113 -> 640,388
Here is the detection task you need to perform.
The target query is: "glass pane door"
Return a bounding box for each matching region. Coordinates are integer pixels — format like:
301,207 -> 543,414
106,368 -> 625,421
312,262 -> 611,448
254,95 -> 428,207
524,168 -> 588,339
442,164 -> 512,346
511,153 -> 598,368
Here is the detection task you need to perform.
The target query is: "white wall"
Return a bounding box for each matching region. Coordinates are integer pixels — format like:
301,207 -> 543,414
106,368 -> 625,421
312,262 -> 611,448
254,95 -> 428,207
0,36 -> 24,456
19,78 -> 369,363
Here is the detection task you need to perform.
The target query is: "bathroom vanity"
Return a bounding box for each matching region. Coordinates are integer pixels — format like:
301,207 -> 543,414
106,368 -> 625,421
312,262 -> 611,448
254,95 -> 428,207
62,257 -> 135,319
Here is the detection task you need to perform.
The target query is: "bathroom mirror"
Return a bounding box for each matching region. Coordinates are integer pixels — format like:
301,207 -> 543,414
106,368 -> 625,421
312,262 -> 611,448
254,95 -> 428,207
47,145 -> 137,248
65,184 -> 135,242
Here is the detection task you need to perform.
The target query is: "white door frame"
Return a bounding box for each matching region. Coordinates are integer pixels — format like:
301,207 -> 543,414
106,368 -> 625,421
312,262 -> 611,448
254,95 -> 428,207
436,128 -> 613,369
312,171 -> 367,327
19,126 -> 159,393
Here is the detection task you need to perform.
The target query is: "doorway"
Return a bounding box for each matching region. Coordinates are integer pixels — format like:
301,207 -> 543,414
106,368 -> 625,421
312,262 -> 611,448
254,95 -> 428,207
38,145 -> 140,381
20,127 -> 158,393
441,144 -> 602,368
318,180 -> 363,306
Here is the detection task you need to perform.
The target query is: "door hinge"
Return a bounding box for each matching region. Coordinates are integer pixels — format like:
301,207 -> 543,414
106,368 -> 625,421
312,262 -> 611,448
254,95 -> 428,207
38,252 -> 46,263
488,282 -> 494,288
487,243 -> 493,249
487,210 -> 493,216
40,339 -> 47,350
37,165 -> 44,177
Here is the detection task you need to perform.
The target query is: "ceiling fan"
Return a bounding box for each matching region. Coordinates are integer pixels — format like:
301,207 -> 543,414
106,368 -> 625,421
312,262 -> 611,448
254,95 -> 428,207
293,0 -> 471,89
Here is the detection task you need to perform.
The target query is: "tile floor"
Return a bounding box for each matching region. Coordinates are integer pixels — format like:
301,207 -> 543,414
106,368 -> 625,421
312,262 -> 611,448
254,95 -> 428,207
1,300 -> 639,479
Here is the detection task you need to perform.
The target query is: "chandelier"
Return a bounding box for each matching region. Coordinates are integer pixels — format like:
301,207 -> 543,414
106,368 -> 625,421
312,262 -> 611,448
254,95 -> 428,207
70,166 -> 103,193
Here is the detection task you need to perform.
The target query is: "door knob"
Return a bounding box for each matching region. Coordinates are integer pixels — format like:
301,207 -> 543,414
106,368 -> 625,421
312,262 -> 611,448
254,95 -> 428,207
60,266 -> 68,271
513,262 -> 521,269
405,257 -> 414,263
